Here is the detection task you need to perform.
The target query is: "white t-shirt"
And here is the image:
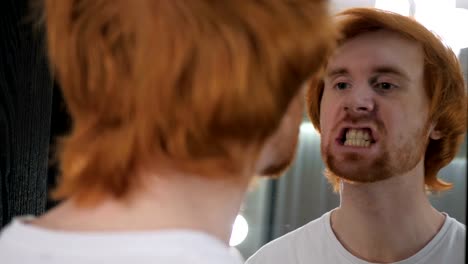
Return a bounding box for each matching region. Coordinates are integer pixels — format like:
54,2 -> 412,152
0,217 -> 244,264
247,211 -> 465,264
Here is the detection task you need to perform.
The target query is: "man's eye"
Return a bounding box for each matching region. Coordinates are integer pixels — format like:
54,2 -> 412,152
376,82 -> 395,90
335,82 -> 349,90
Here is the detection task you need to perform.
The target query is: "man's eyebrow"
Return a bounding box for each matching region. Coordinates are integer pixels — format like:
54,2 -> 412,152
326,68 -> 349,78
372,66 -> 411,81
326,66 -> 411,81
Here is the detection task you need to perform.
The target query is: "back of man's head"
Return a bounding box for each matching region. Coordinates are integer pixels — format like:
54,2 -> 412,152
44,0 -> 337,204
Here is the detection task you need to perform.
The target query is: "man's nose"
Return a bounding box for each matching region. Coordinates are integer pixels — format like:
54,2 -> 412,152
343,86 -> 375,114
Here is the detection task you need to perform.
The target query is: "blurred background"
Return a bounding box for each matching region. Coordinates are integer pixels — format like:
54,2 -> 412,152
230,0 -> 468,259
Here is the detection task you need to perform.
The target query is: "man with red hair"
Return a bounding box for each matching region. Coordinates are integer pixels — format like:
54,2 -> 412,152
247,8 -> 466,264
0,0 -> 336,263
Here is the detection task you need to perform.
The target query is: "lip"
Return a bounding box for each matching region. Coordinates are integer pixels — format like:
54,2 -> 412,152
333,135 -> 379,157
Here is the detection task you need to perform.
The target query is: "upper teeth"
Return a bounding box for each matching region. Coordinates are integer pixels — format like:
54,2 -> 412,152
346,128 -> 370,140
344,128 -> 372,147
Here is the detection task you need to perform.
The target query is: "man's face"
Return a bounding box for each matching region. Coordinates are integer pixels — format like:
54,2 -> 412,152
319,30 -> 432,183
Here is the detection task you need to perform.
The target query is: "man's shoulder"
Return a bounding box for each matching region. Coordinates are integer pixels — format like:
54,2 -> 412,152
265,213 -> 327,247
444,215 -> 465,243
246,212 -> 330,264
417,215 -> 466,264
0,218 -> 244,264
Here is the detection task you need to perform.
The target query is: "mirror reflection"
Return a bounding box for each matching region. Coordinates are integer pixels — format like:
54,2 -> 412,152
235,1 -> 468,263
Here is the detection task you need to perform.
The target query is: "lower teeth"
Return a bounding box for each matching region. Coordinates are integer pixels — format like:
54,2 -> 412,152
344,140 -> 370,147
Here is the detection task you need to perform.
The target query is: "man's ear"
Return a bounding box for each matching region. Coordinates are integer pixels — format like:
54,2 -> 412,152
430,130 -> 442,140
429,122 -> 442,140
254,86 -> 305,177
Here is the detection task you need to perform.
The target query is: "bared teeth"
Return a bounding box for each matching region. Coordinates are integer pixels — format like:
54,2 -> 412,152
356,130 -> 363,139
344,128 -> 372,147
363,132 -> 370,140
344,139 -> 371,147
346,128 -> 371,140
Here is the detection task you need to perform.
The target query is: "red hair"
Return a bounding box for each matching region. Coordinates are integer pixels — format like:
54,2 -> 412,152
307,8 -> 467,192
44,0 -> 337,204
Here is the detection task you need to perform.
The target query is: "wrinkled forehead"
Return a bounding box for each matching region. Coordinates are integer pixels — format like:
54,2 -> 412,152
326,30 -> 424,79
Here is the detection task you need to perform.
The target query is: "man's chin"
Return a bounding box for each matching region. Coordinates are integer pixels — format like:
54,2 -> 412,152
325,151 -> 389,182
326,164 -> 393,183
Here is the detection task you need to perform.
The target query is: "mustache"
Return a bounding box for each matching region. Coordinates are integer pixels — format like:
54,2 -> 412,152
333,112 -> 386,134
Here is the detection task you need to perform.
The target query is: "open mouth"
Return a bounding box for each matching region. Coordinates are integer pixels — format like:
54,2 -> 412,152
338,128 -> 376,147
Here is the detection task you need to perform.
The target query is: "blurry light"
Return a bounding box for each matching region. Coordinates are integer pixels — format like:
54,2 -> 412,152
300,122 -> 320,136
375,0 -> 468,56
375,0 -> 410,16
414,4 -> 468,56
229,215 -> 249,247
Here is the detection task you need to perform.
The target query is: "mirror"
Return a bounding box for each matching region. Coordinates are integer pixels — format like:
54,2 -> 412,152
234,0 -> 468,260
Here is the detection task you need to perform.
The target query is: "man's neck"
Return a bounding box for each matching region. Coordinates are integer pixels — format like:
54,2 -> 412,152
33,171 -> 249,245
331,164 -> 445,263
